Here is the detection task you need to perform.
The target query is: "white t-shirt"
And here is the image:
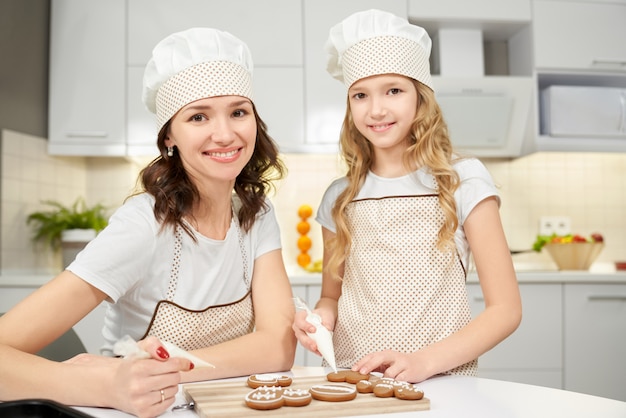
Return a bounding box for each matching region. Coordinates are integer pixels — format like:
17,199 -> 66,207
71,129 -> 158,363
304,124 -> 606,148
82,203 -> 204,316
316,158 -> 500,271
68,193 -> 282,354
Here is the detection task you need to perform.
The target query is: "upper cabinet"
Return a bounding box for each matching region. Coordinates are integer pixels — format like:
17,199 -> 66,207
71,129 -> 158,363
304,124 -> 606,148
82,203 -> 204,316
530,0 -> 626,153
48,0 -> 126,156
533,0 -> 626,72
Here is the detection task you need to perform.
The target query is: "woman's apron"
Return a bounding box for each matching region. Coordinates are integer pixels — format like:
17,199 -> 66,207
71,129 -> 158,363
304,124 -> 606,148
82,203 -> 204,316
141,220 -> 254,351
331,194 -> 477,376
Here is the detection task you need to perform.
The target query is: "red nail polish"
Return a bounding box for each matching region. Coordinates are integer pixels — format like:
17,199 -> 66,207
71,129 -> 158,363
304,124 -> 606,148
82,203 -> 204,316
189,361 -> 195,370
156,346 -> 169,359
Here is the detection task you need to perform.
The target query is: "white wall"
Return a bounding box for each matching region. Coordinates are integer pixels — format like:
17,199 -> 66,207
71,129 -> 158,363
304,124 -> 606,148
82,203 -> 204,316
2,129 -> 626,274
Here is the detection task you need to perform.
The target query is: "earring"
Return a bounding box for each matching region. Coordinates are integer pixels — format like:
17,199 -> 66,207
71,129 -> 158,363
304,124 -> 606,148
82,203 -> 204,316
167,146 -> 174,157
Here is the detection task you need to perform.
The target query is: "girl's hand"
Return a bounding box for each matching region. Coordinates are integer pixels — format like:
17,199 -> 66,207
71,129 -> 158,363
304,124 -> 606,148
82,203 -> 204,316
353,350 -> 428,383
292,308 -> 335,356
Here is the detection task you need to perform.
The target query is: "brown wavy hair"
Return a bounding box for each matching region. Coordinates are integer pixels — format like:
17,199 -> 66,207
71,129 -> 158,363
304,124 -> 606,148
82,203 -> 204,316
327,79 -> 461,281
136,103 -> 285,238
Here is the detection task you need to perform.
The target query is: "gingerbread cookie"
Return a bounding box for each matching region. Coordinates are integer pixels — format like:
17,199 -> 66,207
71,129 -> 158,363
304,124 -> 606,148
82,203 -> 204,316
394,384 -> 425,400
309,384 -> 357,402
373,382 -> 395,398
246,373 -> 292,389
355,379 -> 375,393
326,370 -> 371,384
282,388 -> 313,407
244,387 -> 284,410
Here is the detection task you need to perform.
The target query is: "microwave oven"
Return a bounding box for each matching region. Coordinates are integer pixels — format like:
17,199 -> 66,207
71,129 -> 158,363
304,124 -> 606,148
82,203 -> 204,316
541,86 -> 626,138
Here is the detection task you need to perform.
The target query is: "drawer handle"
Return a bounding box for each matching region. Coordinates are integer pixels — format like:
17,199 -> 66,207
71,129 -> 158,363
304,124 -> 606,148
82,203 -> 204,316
66,131 -> 108,138
473,296 -> 484,302
591,58 -> 626,67
587,295 -> 626,301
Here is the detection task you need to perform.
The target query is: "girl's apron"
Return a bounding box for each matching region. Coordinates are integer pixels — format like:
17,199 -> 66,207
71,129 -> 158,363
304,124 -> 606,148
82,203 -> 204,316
141,221 -> 254,351
331,194 -> 477,376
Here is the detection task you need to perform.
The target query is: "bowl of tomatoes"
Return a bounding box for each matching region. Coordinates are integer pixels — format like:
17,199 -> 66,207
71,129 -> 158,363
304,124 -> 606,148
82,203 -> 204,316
533,233 -> 604,270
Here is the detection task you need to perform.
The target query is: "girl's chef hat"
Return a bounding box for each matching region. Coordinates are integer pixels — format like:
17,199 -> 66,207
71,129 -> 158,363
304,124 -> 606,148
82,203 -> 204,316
142,27 -> 254,132
325,9 -> 433,91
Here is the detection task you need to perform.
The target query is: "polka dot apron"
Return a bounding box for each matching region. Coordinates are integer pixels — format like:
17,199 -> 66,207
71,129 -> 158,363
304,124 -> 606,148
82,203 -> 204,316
330,195 -> 477,376
141,220 -> 254,351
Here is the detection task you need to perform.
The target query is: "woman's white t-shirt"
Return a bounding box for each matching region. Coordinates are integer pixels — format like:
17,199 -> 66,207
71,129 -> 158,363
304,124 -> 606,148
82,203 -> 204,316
316,158 -> 500,271
67,193 -> 281,354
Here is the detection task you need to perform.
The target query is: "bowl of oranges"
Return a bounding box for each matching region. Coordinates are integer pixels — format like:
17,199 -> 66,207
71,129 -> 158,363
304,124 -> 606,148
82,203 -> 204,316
533,233 -> 604,270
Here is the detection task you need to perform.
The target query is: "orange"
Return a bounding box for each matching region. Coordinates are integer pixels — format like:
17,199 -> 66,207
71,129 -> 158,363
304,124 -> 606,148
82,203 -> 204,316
298,204 -> 313,220
297,235 -> 312,252
297,252 -> 311,268
296,221 -> 310,235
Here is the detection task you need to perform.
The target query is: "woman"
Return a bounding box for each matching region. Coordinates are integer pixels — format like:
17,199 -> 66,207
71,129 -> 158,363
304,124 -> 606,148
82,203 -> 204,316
293,9 -> 521,383
0,27 -> 295,417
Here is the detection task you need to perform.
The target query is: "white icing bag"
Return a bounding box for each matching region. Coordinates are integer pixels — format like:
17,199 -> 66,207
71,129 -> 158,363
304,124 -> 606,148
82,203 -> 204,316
293,297 -> 337,373
113,335 -> 215,368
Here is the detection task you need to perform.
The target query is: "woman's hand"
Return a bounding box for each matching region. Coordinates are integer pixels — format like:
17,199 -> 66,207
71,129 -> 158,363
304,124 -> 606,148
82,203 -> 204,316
352,350 -> 429,384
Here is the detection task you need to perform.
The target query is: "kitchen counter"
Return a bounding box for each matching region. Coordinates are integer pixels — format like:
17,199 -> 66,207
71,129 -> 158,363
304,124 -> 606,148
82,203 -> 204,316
70,366 -> 626,418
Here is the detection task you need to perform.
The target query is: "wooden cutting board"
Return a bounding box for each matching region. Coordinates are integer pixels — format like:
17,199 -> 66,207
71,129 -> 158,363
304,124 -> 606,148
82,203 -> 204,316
183,375 -> 430,417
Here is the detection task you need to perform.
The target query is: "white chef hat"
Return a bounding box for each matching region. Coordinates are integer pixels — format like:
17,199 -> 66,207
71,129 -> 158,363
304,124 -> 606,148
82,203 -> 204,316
142,27 -> 254,132
325,9 -> 433,91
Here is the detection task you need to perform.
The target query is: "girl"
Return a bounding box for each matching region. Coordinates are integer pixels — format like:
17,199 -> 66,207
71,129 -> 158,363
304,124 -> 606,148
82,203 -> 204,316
293,9 -> 521,384
0,27 -> 296,417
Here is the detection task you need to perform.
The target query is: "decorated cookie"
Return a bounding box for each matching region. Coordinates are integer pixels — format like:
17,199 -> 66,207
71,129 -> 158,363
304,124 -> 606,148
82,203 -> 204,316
309,384 -> 357,402
246,374 -> 292,389
244,387 -> 284,410
373,382 -> 395,398
394,385 -> 425,400
282,388 -> 313,407
355,379 -> 375,393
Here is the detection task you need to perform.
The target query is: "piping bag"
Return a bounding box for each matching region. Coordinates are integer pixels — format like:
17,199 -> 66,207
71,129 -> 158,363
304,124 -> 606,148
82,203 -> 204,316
293,297 -> 337,373
113,335 -> 215,368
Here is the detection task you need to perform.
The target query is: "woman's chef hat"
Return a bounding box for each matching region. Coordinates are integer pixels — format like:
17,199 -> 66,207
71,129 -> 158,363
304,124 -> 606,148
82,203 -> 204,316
142,27 -> 254,132
325,9 -> 433,91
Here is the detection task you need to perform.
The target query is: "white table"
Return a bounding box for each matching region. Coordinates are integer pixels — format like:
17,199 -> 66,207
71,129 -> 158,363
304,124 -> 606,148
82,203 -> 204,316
74,367 -> 626,418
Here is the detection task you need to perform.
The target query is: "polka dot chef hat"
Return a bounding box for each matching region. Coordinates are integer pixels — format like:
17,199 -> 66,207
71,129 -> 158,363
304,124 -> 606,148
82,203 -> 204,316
142,27 -> 254,133
325,9 -> 434,91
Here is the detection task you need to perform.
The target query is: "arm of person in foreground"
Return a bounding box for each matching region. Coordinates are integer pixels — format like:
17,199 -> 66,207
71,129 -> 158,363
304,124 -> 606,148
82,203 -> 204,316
183,248 -> 297,382
0,270 -> 192,418
352,196 -> 522,382
293,227 -> 342,356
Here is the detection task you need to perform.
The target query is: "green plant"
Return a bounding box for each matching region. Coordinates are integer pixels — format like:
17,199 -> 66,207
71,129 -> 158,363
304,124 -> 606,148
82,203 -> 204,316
26,198 -> 108,250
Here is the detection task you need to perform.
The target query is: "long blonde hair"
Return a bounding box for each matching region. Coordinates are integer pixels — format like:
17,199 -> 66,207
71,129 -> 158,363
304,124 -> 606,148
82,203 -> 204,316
327,79 -> 461,281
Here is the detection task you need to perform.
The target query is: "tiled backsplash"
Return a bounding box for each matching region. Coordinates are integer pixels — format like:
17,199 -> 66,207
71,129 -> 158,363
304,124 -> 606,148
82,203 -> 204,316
2,129 -> 625,274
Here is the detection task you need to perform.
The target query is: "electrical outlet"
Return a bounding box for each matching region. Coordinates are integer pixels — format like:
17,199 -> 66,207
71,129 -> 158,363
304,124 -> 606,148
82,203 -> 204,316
539,216 -> 571,236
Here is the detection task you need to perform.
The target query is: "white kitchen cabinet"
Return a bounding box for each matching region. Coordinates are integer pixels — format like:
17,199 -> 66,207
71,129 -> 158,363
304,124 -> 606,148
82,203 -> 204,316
291,283 -> 322,367
563,284 -> 626,402
48,0 -> 127,156
408,0 -> 531,24
533,1 -> 626,72
127,0 -> 302,67
467,283 -> 563,389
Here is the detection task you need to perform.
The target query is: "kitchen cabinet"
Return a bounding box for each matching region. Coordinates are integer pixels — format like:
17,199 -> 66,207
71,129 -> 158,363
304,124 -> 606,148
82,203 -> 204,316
563,284 -> 626,402
467,283 -> 563,389
533,1 -> 626,72
48,0 -> 126,156
408,0 -> 531,21
291,283 -> 322,367
530,1 -> 626,153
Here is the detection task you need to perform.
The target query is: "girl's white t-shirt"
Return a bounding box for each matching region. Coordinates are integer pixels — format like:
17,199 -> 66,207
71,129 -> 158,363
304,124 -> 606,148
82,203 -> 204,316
316,158 -> 500,271
67,193 -> 281,354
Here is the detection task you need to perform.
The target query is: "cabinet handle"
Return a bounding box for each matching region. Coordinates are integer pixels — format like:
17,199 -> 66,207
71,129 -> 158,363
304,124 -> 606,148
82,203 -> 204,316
591,58 -> 626,67
66,131 -> 108,138
473,296 -> 484,302
587,295 -> 626,301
